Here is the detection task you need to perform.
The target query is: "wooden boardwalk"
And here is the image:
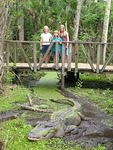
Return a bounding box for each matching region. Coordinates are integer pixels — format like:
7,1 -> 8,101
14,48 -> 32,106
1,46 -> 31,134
6,63 -> 113,73
3,40 -> 113,88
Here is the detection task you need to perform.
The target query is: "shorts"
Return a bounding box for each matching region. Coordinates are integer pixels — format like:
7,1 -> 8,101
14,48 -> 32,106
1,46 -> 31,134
53,47 -> 68,56
41,45 -> 50,55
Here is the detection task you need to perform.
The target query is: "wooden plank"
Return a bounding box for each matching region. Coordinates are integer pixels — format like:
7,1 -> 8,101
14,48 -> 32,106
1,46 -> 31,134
38,43 -> 53,70
61,43 -> 65,89
4,63 -> 113,72
3,40 -> 113,45
96,44 -> 101,73
80,44 -> 96,72
20,43 -> 33,70
33,42 -> 37,72
101,50 -> 113,72
75,43 -> 78,74
68,43 -> 72,71
55,42 -> 59,70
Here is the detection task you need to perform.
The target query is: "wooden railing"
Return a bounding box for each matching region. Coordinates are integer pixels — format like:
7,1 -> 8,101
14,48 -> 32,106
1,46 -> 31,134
2,40 -> 113,74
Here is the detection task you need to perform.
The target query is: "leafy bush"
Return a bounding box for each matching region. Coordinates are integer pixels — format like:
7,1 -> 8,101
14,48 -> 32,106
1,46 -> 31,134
3,69 -> 15,84
75,79 -> 83,89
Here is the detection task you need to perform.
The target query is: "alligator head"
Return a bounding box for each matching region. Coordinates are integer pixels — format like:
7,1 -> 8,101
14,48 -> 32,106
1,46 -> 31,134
27,120 -> 65,141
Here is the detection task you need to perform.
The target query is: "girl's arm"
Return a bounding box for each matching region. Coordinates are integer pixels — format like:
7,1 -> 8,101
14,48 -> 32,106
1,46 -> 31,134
49,34 -> 52,43
59,38 -> 62,45
66,32 -> 69,48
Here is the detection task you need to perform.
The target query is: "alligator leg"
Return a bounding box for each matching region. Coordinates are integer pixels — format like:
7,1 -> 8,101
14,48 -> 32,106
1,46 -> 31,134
65,125 -> 77,134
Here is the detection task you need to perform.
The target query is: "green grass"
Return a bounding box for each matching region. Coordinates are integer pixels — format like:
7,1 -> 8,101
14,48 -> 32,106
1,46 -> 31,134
68,73 -> 113,115
0,86 -> 30,112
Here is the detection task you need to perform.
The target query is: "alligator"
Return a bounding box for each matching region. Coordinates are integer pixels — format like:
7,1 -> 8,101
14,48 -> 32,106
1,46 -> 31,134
27,98 -> 82,141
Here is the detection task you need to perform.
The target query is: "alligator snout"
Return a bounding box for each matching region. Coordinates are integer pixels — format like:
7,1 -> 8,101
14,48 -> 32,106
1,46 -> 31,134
28,132 -> 41,141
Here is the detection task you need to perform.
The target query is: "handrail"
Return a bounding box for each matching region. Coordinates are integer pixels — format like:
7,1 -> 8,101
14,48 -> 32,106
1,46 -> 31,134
1,39 -> 113,45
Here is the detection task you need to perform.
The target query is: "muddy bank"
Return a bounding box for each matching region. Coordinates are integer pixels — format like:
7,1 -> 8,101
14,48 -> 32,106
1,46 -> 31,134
61,89 -> 113,149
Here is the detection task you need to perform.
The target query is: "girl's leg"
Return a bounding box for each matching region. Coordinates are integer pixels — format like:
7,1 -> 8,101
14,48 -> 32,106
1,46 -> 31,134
54,54 -> 56,64
39,53 -> 43,63
65,56 -> 68,63
45,55 -> 48,64
65,48 -> 68,63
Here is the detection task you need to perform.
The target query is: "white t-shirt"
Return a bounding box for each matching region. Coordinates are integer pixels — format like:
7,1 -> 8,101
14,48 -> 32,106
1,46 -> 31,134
41,33 -> 52,45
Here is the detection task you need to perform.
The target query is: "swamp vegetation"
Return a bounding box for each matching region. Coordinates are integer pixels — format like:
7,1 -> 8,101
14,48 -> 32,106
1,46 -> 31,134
0,0 -> 113,149
0,71 -> 113,150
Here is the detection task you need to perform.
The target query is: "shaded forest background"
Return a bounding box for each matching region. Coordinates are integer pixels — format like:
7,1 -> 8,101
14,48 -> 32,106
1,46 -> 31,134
6,0 -> 113,42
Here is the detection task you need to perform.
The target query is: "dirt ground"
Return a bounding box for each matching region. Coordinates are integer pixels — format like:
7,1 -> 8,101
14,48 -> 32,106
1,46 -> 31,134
61,89 -> 113,150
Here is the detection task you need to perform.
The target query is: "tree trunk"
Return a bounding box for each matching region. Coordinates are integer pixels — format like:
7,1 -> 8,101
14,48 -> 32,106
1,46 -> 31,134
73,0 -> 83,41
18,0 -> 24,41
102,0 -> 111,64
0,2 -> 8,91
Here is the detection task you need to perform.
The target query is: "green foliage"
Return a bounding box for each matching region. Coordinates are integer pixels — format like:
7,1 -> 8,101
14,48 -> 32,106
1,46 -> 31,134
20,70 -> 46,80
105,99 -> 113,113
0,86 -> 30,111
3,69 -> 15,84
92,144 -> 105,150
5,0 -> 113,42
75,79 -> 83,89
69,73 -> 113,116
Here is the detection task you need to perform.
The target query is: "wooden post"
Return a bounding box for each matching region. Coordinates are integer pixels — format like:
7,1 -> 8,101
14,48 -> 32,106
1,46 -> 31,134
6,42 -> 10,70
61,43 -> 65,89
75,43 -> 78,74
101,49 -> 113,72
96,44 -> 101,73
68,43 -> 72,71
20,43 -> 33,70
55,42 -> 59,70
38,43 -> 53,70
81,44 -> 96,72
14,42 -> 17,65
33,42 -> 37,72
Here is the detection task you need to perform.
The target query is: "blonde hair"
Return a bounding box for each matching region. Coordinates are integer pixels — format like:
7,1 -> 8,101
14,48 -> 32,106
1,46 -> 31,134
43,26 -> 49,32
54,30 -> 59,37
60,24 -> 67,37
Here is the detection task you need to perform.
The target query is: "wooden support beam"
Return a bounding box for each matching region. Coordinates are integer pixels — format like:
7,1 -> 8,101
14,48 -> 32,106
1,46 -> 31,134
101,50 -> 113,72
55,42 -> 59,70
81,44 -> 96,72
61,44 -> 65,89
33,42 -> 37,72
96,44 -> 101,73
68,43 -> 72,71
75,43 -> 78,74
14,42 -> 17,65
20,43 -> 33,70
38,43 -> 53,70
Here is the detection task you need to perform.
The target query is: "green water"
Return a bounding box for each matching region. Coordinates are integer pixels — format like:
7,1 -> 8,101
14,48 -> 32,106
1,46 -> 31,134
34,71 -> 63,100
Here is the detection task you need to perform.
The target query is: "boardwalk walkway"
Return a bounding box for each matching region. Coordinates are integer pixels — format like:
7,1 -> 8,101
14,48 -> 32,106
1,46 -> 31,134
2,40 -> 113,88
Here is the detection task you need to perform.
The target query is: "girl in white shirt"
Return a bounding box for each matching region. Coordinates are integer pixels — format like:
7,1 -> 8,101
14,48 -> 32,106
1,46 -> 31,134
40,26 -> 52,64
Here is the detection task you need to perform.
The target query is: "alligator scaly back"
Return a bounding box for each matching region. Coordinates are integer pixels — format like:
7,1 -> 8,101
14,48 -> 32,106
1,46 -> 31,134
27,99 -> 82,141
